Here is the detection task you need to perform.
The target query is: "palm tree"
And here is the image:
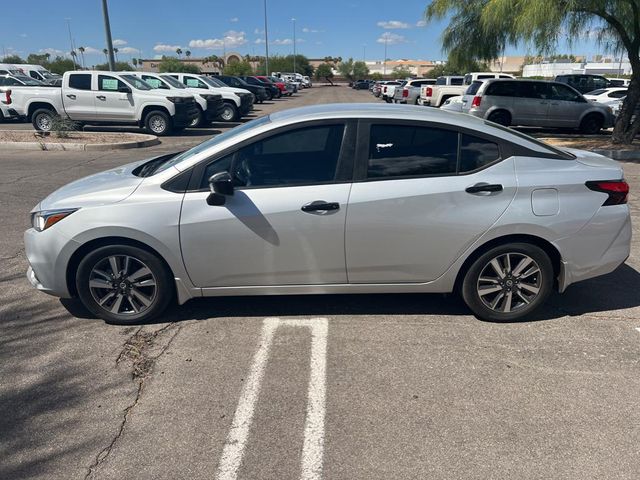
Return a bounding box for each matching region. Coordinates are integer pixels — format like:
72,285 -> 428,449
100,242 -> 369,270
78,46 -> 86,68
132,58 -> 138,69
70,50 -> 77,66
102,48 -> 108,63
185,50 -> 191,58
176,48 -> 183,58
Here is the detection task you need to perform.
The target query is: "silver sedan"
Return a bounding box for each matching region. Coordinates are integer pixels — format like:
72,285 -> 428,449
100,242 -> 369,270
25,104 -> 631,324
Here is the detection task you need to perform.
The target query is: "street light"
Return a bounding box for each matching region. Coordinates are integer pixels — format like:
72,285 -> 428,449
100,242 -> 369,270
263,0 -> 270,75
383,35 -> 388,75
292,18 -> 296,74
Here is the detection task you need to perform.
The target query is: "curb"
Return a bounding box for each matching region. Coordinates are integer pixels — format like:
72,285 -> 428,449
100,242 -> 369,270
0,133 -> 159,151
592,149 -> 640,160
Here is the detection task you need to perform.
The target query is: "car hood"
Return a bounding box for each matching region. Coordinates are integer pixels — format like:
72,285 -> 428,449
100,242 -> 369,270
35,160 -> 148,212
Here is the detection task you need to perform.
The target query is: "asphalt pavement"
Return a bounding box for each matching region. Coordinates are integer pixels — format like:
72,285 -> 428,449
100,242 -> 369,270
1,85 -> 639,480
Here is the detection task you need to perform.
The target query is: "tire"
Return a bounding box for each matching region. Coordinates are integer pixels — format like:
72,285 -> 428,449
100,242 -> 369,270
275,90 -> 282,99
579,113 -> 604,134
461,242 -> 553,322
76,245 -> 174,324
189,107 -> 204,128
32,108 -> 57,132
144,110 -> 172,136
487,110 -> 511,127
265,91 -> 273,101
219,102 -> 239,122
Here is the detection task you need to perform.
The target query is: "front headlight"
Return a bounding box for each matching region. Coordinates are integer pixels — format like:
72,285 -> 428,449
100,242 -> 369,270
167,96 -> 186,104
31,208 -> 78,232
200,94 -> 216,101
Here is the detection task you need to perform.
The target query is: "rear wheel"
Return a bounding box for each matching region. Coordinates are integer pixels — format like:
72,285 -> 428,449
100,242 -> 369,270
32,108 -> 57,132
219,102 -> 239,122
76,245 -> 174,324
487,110 -> 511,127
461,243 -> 553,322
579,113 -> 604,134
144,110 -> 172,136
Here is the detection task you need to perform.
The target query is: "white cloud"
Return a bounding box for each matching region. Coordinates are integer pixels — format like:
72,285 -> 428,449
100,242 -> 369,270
230,17 -> 239,22
153,43 -> 183,52
189,30 -> 248,50
119,46 -> 141,54
19,33 -> 27,38
254,28 -> 265,34
254,38 -> 265,44
81,46 -> 102,54
113,39 -> 128,47
302,27 -> 323,33
376,32 -> 407,45
377,20 -> 410,29
271,38 -> 293,45
416,20 -> 427,27
38,48 -> 65,56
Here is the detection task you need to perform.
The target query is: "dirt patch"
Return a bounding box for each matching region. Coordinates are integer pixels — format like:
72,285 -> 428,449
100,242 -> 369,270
542,136 -> 640,152
0,130 -> 145,144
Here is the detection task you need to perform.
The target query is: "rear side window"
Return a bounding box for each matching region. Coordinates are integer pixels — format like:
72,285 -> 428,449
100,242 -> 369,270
609,90 -> 627,98
521,82 -> 550,99
450,77 -> 464,85
485,81 -> 519,97
459,135 -> 500,172
586,89 -> 607,96
368,125 -> 458,178
465,81 -> 483,95
68,73 -> 91,90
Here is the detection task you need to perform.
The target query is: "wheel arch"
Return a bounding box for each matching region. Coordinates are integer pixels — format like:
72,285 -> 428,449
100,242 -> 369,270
485,107 -> 512,123
140,105 -> 172,124
28,102 -> 59,119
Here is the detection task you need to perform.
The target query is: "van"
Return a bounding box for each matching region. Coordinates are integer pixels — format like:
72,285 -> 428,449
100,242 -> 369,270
13,64 -> 61,83
463,72 -> 514,85
0,63 -> 23,76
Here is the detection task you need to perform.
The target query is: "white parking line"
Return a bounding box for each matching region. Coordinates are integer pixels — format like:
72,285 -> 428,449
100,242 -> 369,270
215,317 -> 329,480
636,327 -> 640,334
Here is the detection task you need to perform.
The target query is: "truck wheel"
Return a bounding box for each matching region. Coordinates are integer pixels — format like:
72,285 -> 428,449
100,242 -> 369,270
189,107 -> 204,128
144,110 -> 172,136
32,108 -> 57,132
219,102 -> 239,122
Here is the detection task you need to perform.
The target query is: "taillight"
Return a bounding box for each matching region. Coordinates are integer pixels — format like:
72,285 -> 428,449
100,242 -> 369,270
383,86 -> 387,93
402,88 -> 408,97
426,87 -> 432,97
4,89 -> 11,105
586,180 -> 629,205
471,96 -> 482,108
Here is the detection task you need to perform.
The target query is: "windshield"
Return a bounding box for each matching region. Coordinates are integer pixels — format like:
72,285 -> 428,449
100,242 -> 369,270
121,75 -> 152,90
202,76 -> 226,88
14,75 -> 44,86
159,75 -> 186,89
154,115 -> 272,174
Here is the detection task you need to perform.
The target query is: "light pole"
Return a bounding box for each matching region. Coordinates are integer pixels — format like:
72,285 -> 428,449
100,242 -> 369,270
383,36 -> 388,75
65,18 -> 76,60
263,0 -> 270,75
292,18 -> 296,74
101,0 -> 116,71
363,44 -> 366,63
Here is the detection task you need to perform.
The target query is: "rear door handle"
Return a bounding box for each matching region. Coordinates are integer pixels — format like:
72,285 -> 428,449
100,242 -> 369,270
301,201 -> 340,213
66,94 -> 76,100
465,183 -> 503,194
96,95 -> 106,100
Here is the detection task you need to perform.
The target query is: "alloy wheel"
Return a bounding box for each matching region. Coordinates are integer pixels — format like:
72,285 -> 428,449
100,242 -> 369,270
149,114 -> 167,134
36,113 -> 53,131
221,105 -> 234,121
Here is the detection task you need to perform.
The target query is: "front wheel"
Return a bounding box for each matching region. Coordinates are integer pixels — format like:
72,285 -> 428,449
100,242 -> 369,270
76,245 -> 174,324
461,243 -> 553,322
580,113 -> 604,134
144,110 -> 172,136
32,108 -> 57,132
189,107 -> 204,128
219,102 -> 239,122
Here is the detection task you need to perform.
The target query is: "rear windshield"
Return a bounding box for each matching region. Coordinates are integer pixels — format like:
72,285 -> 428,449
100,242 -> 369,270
465,81 -> 483,95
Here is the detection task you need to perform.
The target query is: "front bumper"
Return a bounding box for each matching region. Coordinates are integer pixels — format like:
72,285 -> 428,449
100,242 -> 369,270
238,94 -> 253,115
205,96 -> 225,122
173,101 -> 200,127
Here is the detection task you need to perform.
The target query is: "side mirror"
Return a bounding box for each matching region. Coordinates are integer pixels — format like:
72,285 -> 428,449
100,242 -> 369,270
206,172 -> 234,206
118,86 -> 132,94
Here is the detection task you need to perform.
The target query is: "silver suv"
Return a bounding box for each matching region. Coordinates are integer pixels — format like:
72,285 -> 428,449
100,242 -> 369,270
462,79 -> 615,134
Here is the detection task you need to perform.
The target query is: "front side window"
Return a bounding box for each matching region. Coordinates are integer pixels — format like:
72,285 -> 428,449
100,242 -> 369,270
459,135 -> 500,172
550,84 -> 582,102
592,77 -> 609,90
184,76 -> 208,89
98,75 -> 127,91
368,125 -> 458,179
68,73 -> 92,90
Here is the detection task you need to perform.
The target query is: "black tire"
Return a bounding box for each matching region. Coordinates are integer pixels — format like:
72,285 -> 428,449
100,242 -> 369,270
579,113 -> 604,134
144,110 -> 172,136
32,108 -> 57,132
487,110 -> 511,127
219,101 -> 239,122
275,90 -> 282,99
265,90 -> 273,101
461,242 -> 553,322
76,245 -> 174,325
189,106 -> 204,128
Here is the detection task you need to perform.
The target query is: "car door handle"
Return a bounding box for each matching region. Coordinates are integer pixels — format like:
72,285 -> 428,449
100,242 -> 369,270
66,94 -> 76,100
465,183 -> 503,194
301,201 -> 340,213
96,95 -> 106,100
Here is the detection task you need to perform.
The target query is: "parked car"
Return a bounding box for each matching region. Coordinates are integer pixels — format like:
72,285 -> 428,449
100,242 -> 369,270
419,76 -> 465,106
7,70 -> 198,135
0,74 -> 45,87
0,88 -> 21,121
462,79 -> 615,133
555,74 -> 612,94
583,87 -> 628,103
12,64 -> 61,84
258,75 -> 290,96
381,81 -> 404,102
0,63 -> 23,75
463,72 -> 515,86
607,78 -> 630,87
239,76 -> 280,100
440,95 -> 464,112
169,73 -> 253,122
302,76 -> 312,88
394,78 -> 437,104
127,72 -> 225,127
216,75 -> 268,103
24,104 -> 630,324
352,80 -> 370,90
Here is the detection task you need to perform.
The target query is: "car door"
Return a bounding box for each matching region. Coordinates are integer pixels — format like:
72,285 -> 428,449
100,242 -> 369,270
345,121 -> 517,283
515,81 -> 551,126
179,120 -> 355,288
63,73 -> 96,121
548,83 -> 588,127
95,74 -> 135,121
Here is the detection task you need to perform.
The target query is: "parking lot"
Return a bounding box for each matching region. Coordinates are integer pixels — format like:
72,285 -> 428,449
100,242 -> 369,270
1,86 -> 640,480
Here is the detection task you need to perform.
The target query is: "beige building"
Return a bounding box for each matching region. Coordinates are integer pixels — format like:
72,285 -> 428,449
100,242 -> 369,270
139,52 -> 247,74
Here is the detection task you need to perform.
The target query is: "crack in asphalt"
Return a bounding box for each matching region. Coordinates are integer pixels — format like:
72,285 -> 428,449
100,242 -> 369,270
84,322 -> 183,480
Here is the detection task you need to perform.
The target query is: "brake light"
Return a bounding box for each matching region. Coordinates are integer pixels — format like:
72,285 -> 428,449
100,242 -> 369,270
4,89 -> 11,105
426,87 -> 432,97
471,96 -> 482,108
402,88 -> 408,97
383,86 -> 387,93
586,180 -> 629,205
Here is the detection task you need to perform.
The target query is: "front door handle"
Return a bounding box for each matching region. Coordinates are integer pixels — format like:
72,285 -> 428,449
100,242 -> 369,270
465,183 -> 503,194
66,94 -> 76,100
96,95 -> 106,100
301,201 -> 340,213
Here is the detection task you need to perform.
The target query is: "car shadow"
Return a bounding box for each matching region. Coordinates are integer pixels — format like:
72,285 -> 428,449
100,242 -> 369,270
61,263 -> 640,326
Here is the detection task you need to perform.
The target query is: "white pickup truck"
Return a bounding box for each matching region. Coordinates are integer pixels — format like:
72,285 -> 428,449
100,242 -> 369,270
4,70 -> 198,135
419,73 -> 515,107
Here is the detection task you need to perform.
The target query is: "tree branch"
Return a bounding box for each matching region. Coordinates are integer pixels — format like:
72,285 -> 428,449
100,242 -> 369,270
577,6 -> 635,54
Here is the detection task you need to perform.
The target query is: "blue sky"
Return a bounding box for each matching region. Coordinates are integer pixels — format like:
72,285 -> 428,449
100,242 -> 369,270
2,0 -> 605,65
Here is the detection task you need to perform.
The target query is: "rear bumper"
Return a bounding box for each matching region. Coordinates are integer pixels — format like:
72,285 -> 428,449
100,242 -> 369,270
173,102 -> 199,127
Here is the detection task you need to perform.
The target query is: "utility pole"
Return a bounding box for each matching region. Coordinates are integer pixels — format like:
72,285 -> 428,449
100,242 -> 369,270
363,44 -> 366,63
263,0 -> 270,75
292,18 -> 296,74
65,18 -> 76,59
101,0 -> 116,71
383,36 -> 388,75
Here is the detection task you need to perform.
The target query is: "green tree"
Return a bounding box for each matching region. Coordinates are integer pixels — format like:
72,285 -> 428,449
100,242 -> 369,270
47,56 -> 80,74
157,56 -> 200,73
353,61 -> 370,79
78,46 -> 86,68
425,0 -> 640,144
176,48 -> 183,58
427,56 -> 489,77
257,54 -> 314,76
223,61 -> 254,76
27,53 -> 50,66
392,66 -> 413,78
371,72 -> 383,81
2,54 -> 24,64
338,57 -> 355,80
94,61 -> 134,71
185,50 -> 191,58
315,63 -> 335,85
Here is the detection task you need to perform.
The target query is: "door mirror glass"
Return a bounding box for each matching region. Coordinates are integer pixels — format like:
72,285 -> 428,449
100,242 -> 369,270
209,171 -> 234,196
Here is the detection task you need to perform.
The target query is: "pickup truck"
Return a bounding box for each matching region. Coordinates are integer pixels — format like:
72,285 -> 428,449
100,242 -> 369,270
4,70 -> 198,135
381,81 -> 404,102
127,71 -> 224,127
393,78 -> 437,105
168,73 -> 254,122
419,73 -> 515,107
